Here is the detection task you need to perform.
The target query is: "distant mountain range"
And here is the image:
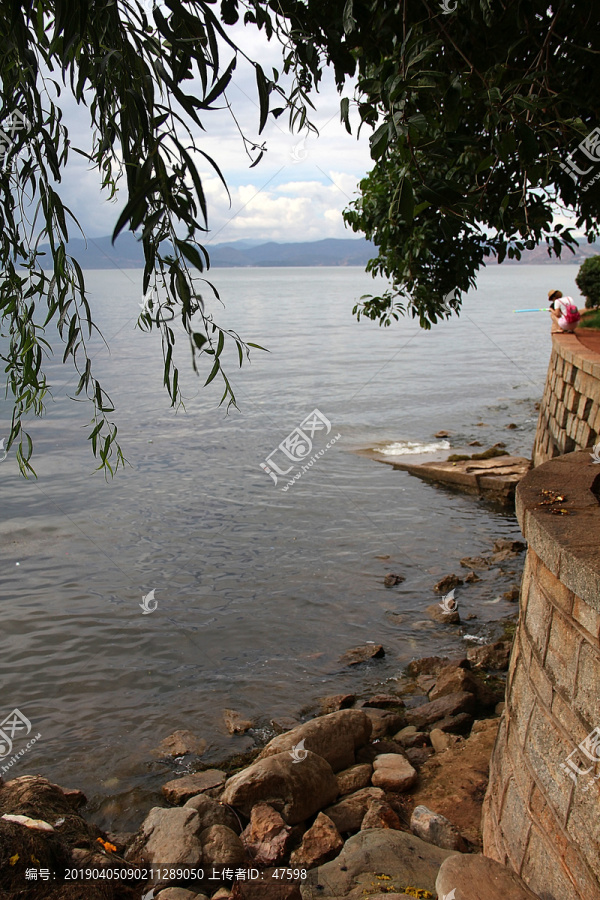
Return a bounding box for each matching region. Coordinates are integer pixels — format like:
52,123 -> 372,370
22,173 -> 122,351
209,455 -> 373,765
37,233 -> 599,269
38,234 -> 377,269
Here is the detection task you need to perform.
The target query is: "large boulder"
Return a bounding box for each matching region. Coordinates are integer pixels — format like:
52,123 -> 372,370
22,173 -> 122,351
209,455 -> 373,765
404,692 -> 476,729
126,806 -> 203,867
289,812 -> 343,869
301,828 -> 456,898
221,751 -> 338,825
257,710 -> 372,773
436,853 -> 541,900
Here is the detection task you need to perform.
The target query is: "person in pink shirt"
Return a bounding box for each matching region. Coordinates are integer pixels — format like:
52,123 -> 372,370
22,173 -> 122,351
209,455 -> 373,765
548,289 -> 581,333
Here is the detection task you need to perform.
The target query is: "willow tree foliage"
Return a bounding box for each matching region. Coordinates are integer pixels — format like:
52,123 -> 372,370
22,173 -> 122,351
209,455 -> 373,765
0,0 -> 313,475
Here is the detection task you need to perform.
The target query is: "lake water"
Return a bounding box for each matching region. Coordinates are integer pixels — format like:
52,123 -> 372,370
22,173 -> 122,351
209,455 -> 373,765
0,264 -> 579,829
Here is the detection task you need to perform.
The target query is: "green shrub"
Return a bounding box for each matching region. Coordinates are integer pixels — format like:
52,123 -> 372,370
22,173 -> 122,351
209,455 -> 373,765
576,256 -> 600,309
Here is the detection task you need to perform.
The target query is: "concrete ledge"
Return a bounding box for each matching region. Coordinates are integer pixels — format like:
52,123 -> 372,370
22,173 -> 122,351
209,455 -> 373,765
516,451 -> 600,612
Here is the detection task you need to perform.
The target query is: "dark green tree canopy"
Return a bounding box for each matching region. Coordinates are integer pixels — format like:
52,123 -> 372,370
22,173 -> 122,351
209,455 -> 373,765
2,0 -> 600,474
576,256 -> 600,309
264,0 -> 600,326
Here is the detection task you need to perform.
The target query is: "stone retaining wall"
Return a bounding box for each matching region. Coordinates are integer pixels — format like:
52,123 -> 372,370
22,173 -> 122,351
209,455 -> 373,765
533,333 -> 600,466
482,451 -> 600,900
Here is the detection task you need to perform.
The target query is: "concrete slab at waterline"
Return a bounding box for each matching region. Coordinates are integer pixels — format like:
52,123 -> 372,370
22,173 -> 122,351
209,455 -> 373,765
355,444 -> 532,505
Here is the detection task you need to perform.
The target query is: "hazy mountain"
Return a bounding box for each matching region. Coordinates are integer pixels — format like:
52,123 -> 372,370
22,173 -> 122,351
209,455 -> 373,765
35,233 -> 376,269
37,233 -> 599,270
499,241 -> 600,265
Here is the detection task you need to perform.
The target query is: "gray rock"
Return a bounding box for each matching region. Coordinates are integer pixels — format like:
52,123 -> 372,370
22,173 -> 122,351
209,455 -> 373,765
183,793 -> 241,833
126,806 -> 202,867
324,787 -> 385,833
436,852 -> 541,900
221,751 -> 338,825
199,824 -> 245,869
301,828 -> 457,898
257,709 -> 372,773
410,804 -> 467,851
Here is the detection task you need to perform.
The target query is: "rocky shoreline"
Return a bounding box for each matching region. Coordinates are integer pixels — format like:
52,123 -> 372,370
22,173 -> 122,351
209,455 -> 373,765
0,533 -> 536,900
0,625 -> 541,900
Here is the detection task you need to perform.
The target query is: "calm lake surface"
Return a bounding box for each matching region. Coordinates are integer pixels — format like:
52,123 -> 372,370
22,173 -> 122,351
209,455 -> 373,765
0,264 -> 581,828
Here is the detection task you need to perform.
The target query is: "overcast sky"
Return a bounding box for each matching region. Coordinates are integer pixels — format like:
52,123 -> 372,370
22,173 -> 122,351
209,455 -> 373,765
55,15 -> 374,245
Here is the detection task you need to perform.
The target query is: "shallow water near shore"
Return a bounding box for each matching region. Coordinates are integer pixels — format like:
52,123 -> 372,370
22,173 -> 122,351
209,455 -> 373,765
0,264 -> 581,830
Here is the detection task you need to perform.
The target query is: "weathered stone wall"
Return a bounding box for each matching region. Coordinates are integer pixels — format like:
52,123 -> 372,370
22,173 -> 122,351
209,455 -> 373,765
533,333 -> 600,466
482,452 -> 600,900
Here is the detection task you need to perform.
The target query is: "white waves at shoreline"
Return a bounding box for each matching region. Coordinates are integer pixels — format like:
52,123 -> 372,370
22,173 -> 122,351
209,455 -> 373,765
377,439 -> 451,456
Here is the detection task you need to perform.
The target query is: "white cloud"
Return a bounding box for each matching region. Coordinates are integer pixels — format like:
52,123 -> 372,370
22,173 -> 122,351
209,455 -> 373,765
33,14 -> 372,243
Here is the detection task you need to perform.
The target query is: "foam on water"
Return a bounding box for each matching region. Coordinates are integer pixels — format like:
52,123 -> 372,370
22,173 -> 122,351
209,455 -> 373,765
377,439 -> 451,455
